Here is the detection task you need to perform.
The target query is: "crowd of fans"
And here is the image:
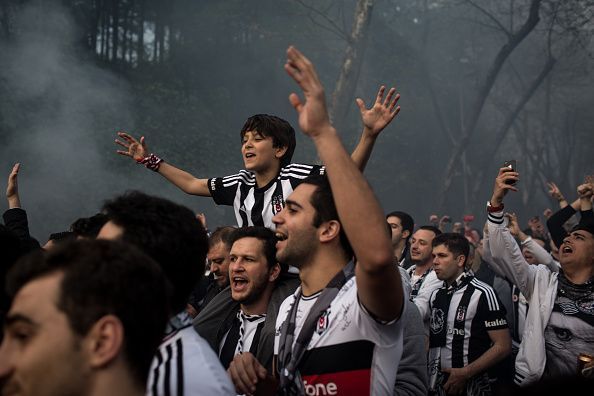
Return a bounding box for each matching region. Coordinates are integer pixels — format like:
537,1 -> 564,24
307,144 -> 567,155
0,47 -> 592,396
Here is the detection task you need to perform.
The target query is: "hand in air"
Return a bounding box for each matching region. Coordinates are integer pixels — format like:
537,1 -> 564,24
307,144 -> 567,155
115,131 -> 149,162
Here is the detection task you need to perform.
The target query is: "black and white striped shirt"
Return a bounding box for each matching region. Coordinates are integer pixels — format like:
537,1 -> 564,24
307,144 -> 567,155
429,274 -> 508,369
147,312 -> 234,396
208,163 -> 324,228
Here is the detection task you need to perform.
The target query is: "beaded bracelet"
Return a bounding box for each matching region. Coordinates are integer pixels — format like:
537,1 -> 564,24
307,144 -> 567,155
137,153 -> 163,172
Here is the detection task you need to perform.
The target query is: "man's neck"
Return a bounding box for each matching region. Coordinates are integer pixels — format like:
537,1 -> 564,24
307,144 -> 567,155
561,263 -> 593,285
393,242 -> 406,262
254,164 -> 281,188
445,270 -> 465,287
413,260 -> 432,276
240,286 -> 274,315
89,365 -> 144,396
299,250 -> 349,296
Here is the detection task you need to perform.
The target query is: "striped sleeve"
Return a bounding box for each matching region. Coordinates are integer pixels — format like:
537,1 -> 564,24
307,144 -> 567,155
280,163 -> 325,188
208,171 -> 254,206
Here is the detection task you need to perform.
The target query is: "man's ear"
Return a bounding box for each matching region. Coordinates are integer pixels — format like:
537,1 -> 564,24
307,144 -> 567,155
402,229 -> 411,240
274,145 -> 288,159
269,262 -> 281,283
457,255 -> 467,269
319,220 -> 341,244
85,315 -> 124,369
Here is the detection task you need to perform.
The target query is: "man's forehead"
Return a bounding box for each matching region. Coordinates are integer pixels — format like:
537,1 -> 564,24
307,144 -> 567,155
230,237 -> 265,255
412,229 -> 435,241
572,230 -> 594,240
387,216 -> 402,225
288,182 -> 316,203
9,272 -> 63,322
208,241 -> 229,256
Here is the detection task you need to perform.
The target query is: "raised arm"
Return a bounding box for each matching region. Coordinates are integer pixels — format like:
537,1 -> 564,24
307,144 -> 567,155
285,46 -> 403,321
507,213 -> 559,272
487,168 -> 537,298
115,132 -> 210,196
6,163 -> 20,209
350,85 -> 400,171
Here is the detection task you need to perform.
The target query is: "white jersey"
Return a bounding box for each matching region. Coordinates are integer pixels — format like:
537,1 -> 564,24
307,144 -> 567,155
274,277 -> 404,396
147,326 -> 234,396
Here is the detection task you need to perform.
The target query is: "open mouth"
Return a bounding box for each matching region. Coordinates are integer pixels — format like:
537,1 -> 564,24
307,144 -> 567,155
275,232 -> 287,241
232,276 -> 248,292
245,153 -> 256,159
561,245 -> 573,254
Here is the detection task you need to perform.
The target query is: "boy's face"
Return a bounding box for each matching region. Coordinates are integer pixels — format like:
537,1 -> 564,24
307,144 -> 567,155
241,130 -> 285,173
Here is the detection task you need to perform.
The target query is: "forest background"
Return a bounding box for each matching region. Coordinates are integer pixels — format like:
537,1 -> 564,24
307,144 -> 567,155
0,0 -> 592,240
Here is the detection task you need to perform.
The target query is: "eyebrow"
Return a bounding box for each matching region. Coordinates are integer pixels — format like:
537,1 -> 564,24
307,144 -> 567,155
5,313 -> 38,328
285,199 -> 303,209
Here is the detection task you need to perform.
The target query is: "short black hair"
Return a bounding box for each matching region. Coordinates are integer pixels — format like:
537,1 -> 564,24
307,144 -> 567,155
301,175 -> 354,259
70,213 -> 108,238
209,226 -> 237,250
102,191 -> 208,314
6,239 -> 168,386
432,233 -> 470,266
418,225 -> 442,237
386,211 -> 415,240
240,114 -> 296,168
48,231 -> 76,243
229,226 -> 286,274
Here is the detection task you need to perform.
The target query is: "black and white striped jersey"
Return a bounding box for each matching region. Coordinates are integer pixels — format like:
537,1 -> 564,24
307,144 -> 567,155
429,274 -> 508,369
147,323 -> 234,396
208,163 -> 324,228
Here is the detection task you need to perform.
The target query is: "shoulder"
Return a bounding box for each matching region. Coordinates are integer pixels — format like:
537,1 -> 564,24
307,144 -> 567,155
214,170 -> 256,186
469,278 -> 501,311
280,163 -> 323,179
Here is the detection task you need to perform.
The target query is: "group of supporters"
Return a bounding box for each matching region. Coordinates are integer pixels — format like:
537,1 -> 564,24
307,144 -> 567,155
0,47 -> 592,396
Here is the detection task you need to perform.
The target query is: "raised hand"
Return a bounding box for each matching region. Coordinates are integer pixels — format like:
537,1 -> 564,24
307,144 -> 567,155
577,183 -> 593,200
284,46 -> 332,138
491,167 -> 519,206
505,212 -> 521,238
6,163 -> 21,208
115,131 -> 149,161
356,85 -> 401,138
547,181 -> 565,202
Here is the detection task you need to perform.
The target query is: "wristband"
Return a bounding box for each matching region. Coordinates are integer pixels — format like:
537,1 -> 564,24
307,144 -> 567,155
137,153 -> 163,172
487,201 -> 504,213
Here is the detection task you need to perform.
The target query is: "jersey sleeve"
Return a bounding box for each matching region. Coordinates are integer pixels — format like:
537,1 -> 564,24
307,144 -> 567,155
280,163 -> 325,188
207,172 -> 246,206
476,290 -> 508,332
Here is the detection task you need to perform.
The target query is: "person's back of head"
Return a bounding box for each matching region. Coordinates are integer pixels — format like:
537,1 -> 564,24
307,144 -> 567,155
209,226 -> 237,251
2,239 -> 168,393
70,213 -> 108,239
240,114 -> 296,168
101,191 -> 209,314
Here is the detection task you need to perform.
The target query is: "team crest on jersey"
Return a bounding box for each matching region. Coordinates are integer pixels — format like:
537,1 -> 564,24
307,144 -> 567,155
456,306 -> 466,322
430,308 -> 445,334
272,194 -> 284,215
316,310 -> 331,335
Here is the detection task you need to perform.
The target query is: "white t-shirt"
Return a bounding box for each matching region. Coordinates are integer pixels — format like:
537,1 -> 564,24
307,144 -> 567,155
274,277 -> 404,396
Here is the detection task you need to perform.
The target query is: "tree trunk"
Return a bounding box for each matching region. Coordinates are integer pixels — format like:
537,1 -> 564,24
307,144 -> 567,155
111,0 -> 119,62
438,0 -> 542,210
137,0 -> 145,66
467,55 -> 556,203
329,0 -> 374,135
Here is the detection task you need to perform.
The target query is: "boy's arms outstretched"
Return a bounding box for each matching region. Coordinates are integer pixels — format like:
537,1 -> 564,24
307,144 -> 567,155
115,132 -> 210,196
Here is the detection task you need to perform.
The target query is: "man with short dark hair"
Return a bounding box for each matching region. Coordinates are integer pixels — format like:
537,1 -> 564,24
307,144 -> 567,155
226,46 -> 405,395
428,233 -> 511,395
98,191 -> 234,395
218,227 -> 290,391
386,210 -> 414,267
0,239 -> 169,396
487,167 -> 594,385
